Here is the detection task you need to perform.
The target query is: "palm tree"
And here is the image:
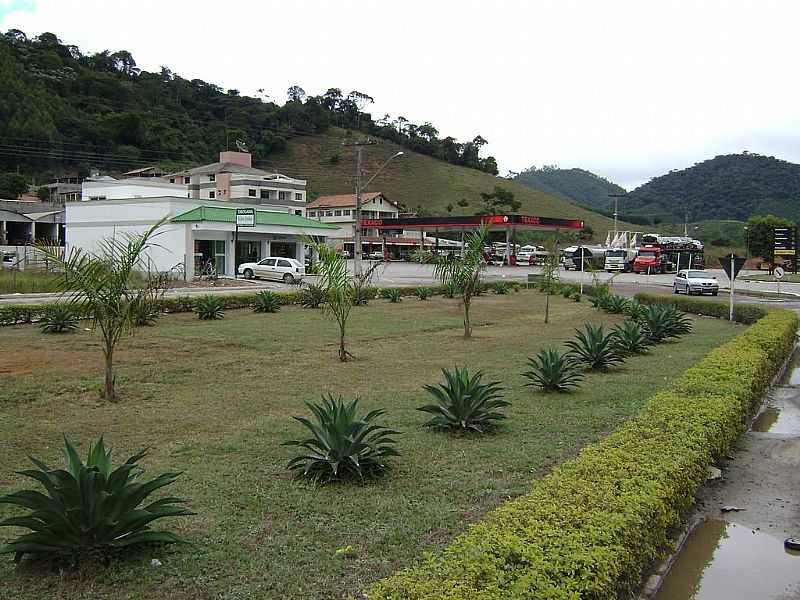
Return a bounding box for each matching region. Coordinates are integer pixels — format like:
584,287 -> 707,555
38,221 -> 164,400
433,224 -> 489,337
542,232 -> 561,324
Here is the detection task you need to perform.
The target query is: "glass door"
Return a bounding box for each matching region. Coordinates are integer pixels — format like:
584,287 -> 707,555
214,240 -> 227,275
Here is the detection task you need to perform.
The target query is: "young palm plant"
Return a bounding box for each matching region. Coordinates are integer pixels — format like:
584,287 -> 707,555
566,323 -> 625,370
523,348 -> 584,392
284,395 -> 400,482
37,221 -> 165,400
0,437 -> 192,564
194,295 -> 225,320
433,225 -> 489,337
418,367 -> 508,432
612,319 -> 652,355
253,290 -> 281,313
39,303 -> 79,334
299,283 -> 325,308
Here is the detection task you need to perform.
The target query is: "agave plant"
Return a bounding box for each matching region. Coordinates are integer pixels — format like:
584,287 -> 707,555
637,305 -> 692,343
0,437 -> 192,564
415,286 -> 431,300
493,281 -> 511,295
299,283 -> 325,309
624,299 -> 645,320
418,367 -> 508,432
194,295 -> 225,320
381,288 -> 402,303
284,395 -> 400,482
39,304 -> 79,334
253,290 -> 281,313
605,295 -> 630,314
612,319 -> 652,355
523,348 -> 583,392
589,292 -> 611,311
131,298 -> 160,327
566,323 -> 625,370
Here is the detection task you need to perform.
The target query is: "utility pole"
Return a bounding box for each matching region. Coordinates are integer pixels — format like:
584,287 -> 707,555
684,206 -> 689,237
342,139 -> 376,276
608,193 -> 625,237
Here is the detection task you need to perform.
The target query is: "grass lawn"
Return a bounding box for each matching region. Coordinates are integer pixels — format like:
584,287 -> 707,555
741,272 -> 800,283
0,269 -> 61,295
0,291 -> 739,600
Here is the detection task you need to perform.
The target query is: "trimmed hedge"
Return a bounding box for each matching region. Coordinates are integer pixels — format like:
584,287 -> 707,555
633,293 -> 767,324
0,281 -> 519,326
369,309 -> 798,600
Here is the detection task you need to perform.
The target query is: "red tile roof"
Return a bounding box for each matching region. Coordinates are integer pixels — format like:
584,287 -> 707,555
307,192 -> 395,209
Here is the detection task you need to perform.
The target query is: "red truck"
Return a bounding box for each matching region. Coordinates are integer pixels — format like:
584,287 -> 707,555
632,245 -> 667,274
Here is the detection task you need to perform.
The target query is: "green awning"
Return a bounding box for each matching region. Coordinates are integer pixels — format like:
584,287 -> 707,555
171,206 -> 338,229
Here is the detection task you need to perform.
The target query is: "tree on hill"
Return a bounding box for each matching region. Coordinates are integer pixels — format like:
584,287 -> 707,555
745,214 -> 795,263
514,166 -> 626,211
0,173 -> 28,199
478,186 -> 520,215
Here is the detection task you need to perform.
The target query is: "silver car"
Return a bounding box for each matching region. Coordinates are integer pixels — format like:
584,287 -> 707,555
673,269 -> 719,296
238,257 -> 305,284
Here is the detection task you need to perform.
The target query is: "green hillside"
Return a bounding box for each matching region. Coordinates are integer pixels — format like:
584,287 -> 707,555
261,129 -> 630,239
514,166 -> 627,211
625,153 -> 800,223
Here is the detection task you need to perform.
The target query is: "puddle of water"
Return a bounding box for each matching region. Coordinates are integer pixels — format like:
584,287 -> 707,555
780,352 -> 800,386
654,520 -> 800,600
753,407 -> 782,432
752,399 -> 800,434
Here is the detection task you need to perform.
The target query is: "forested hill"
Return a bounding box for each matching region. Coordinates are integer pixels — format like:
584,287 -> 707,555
625,153 -> 800,223
0,29 -> 497,178
514,166 -> 626,211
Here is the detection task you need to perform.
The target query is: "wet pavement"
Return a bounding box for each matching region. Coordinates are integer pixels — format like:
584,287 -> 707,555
648,349 -> 800,599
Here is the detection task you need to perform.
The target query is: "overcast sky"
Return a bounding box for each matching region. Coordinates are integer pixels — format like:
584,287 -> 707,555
2,0 -> 798,190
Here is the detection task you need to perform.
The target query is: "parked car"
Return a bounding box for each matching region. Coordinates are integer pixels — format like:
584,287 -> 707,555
1,252 -> 14,268
516,250 -> 535,265
673,269 -> 719,296
238,257 -> 305,284
367,250 -> 385,261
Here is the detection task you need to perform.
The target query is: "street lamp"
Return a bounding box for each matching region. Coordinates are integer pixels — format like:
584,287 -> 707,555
744,226 -> 749,259
353,150 -> 405,275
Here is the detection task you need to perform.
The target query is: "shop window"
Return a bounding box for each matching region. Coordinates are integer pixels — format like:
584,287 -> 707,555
209,174 -> 216,182
184,176 -> 190,184
209,191 -> 216,199
334,210 -> 342,216
249,189 -> 257,197
295,193 -> 302,201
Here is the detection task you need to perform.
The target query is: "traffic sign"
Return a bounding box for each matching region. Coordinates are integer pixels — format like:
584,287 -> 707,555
236,208 -> 256,227
719,253 -> 746,281
774,266 -> 785,280
774,227 -> 797,256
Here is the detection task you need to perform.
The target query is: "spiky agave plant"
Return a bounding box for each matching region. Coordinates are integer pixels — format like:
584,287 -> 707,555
39,303 -> 79,334
284,395 -> 400,482
194,295 -> 225,320
637,304 -> 692,343
523,348 -> 584,392
253,290 -> 281,313
415,286 -> 431,300
418,367 -> 508,432
0,437 -> 192,564
381,288 -> 403,303
612,319 -> 652,355
604,295 -> 630,314
566,323 -> 625,370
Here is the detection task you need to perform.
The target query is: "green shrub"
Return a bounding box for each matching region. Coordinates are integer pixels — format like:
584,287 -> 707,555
443,281 -> 458,299
493,281 -> 512,295
173,295 -> 196,313
571,292 -> 582,302
605,294 -> 630,314
634,293 -> 767,324
612,319 -> 652,355
566,323 -> 625,370
352,285 -> 378,306
381,288 -> 403,303
194,295 -> 225,320
39,304 -> 79,334
299,283 -> 326,308
0,437 -> 192,564
418,367 -> 508,433
253,290 -> 281,313
415,286 -> 431,300
369,310 -> 798,600
284,395 -> 400,482
523,348 -> 583,392
637,304 -> 692,343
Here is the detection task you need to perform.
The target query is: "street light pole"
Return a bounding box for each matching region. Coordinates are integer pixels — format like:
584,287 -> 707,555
608,193 -> 625,237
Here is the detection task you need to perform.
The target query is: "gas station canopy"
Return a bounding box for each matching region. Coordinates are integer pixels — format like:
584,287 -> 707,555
360,214 -> 584,231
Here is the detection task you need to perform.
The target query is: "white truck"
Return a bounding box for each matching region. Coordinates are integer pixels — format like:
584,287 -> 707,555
603,248 -> 637,272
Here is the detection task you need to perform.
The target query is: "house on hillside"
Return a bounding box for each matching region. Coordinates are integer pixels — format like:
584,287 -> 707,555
65,150 -> 336,278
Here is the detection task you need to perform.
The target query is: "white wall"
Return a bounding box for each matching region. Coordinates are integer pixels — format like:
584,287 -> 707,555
82,180 -> 187,201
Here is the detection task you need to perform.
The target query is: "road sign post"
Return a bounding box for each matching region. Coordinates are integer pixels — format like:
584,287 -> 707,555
234,209 -> 256,279
719,253 -> 746,321
773,226 -> 797,274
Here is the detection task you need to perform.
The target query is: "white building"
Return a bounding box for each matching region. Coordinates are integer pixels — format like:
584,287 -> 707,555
66,151 -> 336,278
306,192 -> 400,240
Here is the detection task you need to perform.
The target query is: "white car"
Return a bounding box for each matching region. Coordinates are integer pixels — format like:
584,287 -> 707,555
516,251 -> 535,265
673,269 -> 719,296
238,257 -> 305,284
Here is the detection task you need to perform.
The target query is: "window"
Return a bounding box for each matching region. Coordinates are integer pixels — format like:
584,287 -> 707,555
259,258 -> 276,266
209,174 -> 216,182
308,211 -> 316,217
248,188 -> 257,197
334,210 -> 342,216
326,211 -> 333,216
184,176 -> 190,184
278,191 -> 290,201
295,193 -> 302,201
209,191 -> 216,199
295,210 -> 302,216
277,259 -> 292,268
169,178 -> 175,184
260,189 -> 269,199
343,209 -> 351,216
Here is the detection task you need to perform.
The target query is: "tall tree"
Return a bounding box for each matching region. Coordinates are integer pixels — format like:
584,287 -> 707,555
287,85 -> 306,102
0,173 -> 28,199
478,186 -> 521,215
541,233 -> 561,324
433,225 -> 489,338
745,214 -> 795,264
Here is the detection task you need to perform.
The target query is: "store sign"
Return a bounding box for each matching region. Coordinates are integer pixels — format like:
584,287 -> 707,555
774,227 -> 797,256
236,208 -> 256,227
